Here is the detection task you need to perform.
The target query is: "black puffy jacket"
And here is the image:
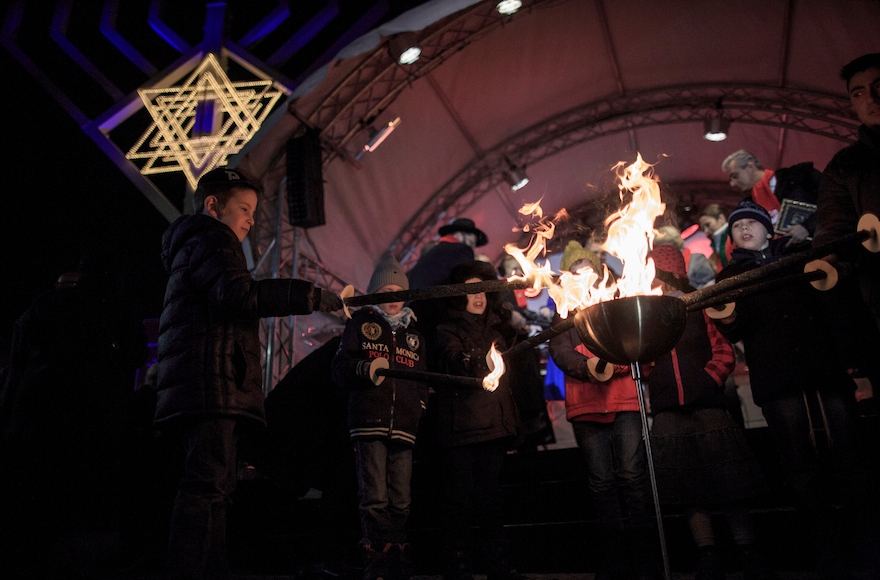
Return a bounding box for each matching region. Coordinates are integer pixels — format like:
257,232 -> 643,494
155,214 -> 320,427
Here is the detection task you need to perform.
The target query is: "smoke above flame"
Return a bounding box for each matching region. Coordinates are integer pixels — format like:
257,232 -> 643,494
504,153 -> 666,318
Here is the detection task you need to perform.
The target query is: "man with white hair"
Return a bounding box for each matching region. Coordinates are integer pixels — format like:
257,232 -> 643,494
721,149 -> 821,245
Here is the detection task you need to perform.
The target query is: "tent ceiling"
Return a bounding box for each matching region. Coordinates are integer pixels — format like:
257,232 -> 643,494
234,0 -> 880,293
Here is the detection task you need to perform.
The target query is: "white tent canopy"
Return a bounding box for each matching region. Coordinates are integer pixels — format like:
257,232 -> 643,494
232,0 -> 879,294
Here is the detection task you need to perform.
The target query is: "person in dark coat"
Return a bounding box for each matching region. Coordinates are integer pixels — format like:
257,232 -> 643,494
407,218 -> 489,368
713,200 -> 867,577
333,253 -> 429,580
647,245 -> 769,580
434,260 -> 524,580
813,53 -> 880,365
155,167 -> 342,580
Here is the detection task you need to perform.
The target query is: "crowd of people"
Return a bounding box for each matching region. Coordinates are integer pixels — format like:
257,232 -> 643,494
0,52 -> 878,580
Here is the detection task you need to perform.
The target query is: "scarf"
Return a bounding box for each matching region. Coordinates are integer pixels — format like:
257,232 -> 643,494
750,169 -> 780,225
370,305 -> 415,330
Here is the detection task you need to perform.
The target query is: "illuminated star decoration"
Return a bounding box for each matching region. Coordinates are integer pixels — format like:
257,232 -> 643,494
126,53 -> 282,189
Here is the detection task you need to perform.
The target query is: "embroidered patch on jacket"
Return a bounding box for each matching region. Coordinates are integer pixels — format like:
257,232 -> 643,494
361,322 -> 382,341
406,333 -> 420,351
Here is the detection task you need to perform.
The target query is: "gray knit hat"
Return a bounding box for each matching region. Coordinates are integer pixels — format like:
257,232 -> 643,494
368,253 -> 410,294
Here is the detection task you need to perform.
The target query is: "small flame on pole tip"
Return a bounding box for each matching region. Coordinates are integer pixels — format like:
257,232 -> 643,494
482,343 -> 505,391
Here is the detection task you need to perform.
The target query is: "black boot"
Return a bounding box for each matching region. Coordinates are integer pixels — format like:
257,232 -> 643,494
483,539 -> 528,580
627,525 -> 663,580
593,531 -> 627,580
393,543 -> 413,580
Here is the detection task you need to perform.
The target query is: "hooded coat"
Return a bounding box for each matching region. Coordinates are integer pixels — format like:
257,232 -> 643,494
434,260 -> 520,448
155,214 -> 320,427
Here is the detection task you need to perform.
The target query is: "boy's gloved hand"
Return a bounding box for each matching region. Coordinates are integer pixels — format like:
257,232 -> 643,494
355,360 -> 373,380
318,289 -> 344,312
467,347 -> 490,377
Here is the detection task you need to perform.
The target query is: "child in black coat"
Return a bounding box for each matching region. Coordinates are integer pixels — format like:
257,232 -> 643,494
648,245 -> 770,580
714,201 -> 865,577
435,260 -> 524,580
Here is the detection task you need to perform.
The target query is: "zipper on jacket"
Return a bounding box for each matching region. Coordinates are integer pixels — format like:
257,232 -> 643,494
389,330 -> 397,437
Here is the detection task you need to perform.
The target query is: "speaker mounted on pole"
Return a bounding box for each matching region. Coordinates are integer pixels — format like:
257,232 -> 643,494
286,128 -> 325,228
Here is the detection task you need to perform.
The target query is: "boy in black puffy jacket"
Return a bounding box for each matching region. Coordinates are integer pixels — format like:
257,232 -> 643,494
156,167 -> 341,579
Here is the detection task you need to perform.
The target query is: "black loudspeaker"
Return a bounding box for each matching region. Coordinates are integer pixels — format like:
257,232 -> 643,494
286,128 -> 325,228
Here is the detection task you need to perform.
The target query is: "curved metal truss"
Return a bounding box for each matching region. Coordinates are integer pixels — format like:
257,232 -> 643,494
305,0 -> 567,155
248,0 -> 859,379
255,81 -> 857,287
385,83 -> 858,266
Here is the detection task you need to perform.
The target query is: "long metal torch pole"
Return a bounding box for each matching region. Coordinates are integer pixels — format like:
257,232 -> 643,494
374,367 -> 484,389
343,278 -> 535,307
631,361 -> 671,580
686,268 -> 827,312
501,316 -> 577,361
681,227 -> 872,310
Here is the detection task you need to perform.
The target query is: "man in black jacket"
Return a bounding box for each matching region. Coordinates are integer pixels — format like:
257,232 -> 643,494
156,167 -> 341,579
814,53 -> 880,333
812,54 -> 880,424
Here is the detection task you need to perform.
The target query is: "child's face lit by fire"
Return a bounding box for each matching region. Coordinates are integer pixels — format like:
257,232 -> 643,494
375,284 -> 405,316
731,218 -> 771,251
464,277 -> 486,315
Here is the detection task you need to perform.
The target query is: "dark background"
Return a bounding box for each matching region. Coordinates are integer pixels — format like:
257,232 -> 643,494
1,45 -> 170,344
0,0 -> 427,353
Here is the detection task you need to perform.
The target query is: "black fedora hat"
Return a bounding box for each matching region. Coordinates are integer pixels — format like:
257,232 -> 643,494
438,218 -> 488,247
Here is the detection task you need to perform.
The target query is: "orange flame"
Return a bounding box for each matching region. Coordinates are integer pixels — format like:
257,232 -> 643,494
504,208 -> 566,294
519,198 -> 544,220
604,153 -> 665,298
482,343 -> 505,392
506,154 -> 665,318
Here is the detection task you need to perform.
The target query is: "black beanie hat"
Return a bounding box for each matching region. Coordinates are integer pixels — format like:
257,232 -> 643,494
728,200 -> 773,234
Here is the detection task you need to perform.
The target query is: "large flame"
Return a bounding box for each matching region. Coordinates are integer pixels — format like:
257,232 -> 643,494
603,154 -> 665,298
482,343 -> 505,392
505,153 -> 665,318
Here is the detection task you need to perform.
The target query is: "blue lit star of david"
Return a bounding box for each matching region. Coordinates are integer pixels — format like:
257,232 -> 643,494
126,53 -> 282,189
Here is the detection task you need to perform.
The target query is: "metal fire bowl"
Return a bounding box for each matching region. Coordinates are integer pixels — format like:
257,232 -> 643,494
573,295 -> 687,365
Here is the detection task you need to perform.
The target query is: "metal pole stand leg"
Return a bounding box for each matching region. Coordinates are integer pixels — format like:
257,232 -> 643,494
631,361 -> 671,580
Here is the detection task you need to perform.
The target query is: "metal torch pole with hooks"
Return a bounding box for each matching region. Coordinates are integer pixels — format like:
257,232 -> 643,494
631,361 -> 671,580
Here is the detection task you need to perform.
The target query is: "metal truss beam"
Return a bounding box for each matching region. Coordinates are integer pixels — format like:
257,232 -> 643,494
259,81 -> 858,302
305,0 -> 562,154
384,84 -> 858,266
